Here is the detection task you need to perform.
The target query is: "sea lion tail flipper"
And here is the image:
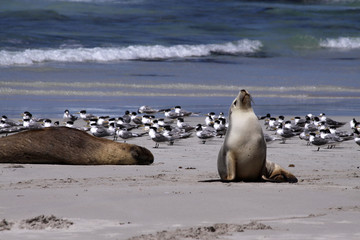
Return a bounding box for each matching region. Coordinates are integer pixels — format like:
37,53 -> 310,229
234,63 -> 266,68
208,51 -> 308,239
263,161 -> 298,183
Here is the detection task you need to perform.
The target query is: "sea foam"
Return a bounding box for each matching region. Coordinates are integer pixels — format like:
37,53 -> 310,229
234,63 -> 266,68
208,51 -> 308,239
0,40 -> 262,66
319,37 -> 360,49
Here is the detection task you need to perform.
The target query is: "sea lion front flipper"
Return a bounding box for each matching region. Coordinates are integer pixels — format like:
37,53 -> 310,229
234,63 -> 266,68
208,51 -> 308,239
221,151 -> 237,181
217,146 -> 237,181
262,161 -> 298,183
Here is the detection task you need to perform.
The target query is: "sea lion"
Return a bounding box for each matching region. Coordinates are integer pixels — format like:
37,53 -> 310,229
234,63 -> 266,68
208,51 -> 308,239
0,127 -> 154,165
217,89 -> 297,183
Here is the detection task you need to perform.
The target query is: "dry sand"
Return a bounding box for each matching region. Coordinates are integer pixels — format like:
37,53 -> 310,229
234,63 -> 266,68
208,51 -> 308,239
0,116 -> 359,239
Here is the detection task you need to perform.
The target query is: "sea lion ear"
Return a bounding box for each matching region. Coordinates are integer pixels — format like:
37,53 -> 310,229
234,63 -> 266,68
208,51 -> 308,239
233,100 -> 237,107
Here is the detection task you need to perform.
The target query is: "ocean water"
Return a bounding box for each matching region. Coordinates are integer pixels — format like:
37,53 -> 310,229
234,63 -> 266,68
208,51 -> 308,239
1,0 -> 360,119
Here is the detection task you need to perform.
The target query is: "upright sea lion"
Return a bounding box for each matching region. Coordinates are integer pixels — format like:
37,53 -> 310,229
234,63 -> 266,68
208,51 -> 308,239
217,89 -> 297,183
0,127 -> 154,165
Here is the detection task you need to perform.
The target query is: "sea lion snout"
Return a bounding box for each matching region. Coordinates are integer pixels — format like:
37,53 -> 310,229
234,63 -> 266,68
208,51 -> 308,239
130,145 -> 154,165
239,89 -> 251,103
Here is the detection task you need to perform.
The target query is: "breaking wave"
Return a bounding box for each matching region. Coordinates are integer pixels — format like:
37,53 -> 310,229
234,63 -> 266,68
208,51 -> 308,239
319,37 -> 360,49
0,40 -> 262,66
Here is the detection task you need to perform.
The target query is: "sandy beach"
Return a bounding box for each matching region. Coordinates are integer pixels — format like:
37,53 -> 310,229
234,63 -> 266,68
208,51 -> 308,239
0,115 -> 359,239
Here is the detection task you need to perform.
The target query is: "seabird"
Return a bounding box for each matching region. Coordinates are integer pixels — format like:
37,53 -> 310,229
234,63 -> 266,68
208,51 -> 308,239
284,120 -> 303,133
89,123 -> 111,138
214,119 -> 227,137
116,128 -> 146,142
164,109 -> 181,119
148,127 -> 175,148
162,125 -> 192,140
304,120 -> 318,132
1,115 -> 21,126
122,110 -> 132,123
268,117 -> 280,131
218,112 -> 226,120
205,114 -> 214,127
97,116 -> 109,126
329,126 -> 353,139
278,115 -> 285,124
354,129 -> 360,146
130,112 -> 143,125
313,117 -> 322,128
65,121 -> 75,128
107,123 -> 116,137
350,118 -> 359,130
78,110 -> 96,121
0,120 -> 11,129
319,113 -> 346,128
157,118 -> 173,128
264,133 -> 282,144
196,125 -> 216,144
0,120 -> 25,135
299,131 -> 311,144
151,119 -> 160,129
174,105 -> 193,117
23,118 -> 42,129
309,132 -> 332,151
63,110 -> 78,122
276,123 -> 297,143
319,129 -> 342,148
320,129 -> 352,148
141,115 -> 153,125
176,118 -> 195,132
43,119 -> 54,128
138,105 -> 160,114
293,116 -> 306,127
117,117 -> 137,130
260,113 -> 271,127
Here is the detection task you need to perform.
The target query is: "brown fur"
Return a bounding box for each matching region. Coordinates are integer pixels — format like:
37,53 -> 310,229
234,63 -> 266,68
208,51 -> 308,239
262,161 -> 298,183
0,127 -> 154,165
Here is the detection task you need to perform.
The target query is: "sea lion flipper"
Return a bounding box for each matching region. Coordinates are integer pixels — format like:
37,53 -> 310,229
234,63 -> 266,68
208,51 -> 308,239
217,146 -> 237,181
263,161 -> 298,183
221,151 -> 237,181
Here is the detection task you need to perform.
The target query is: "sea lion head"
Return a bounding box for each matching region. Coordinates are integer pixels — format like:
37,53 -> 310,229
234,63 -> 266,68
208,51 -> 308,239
130,145 -> 154,165
230,89 -> 252,113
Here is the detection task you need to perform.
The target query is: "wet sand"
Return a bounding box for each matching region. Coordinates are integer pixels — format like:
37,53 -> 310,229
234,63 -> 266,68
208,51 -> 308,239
0,116 -> 359,239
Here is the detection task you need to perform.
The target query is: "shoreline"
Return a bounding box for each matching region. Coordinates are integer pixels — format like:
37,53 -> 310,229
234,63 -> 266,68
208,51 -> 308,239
1,94 -> 360,119
1,116 -> 359,239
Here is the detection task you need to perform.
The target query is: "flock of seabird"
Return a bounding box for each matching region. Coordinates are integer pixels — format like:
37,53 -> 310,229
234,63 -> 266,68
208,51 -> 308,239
261,113 -> 360,151
1,106 -> 359,150
0,106 -> 225,148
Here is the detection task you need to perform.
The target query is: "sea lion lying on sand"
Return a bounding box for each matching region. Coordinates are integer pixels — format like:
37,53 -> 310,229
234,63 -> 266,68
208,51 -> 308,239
0,127 -> 154,165
217,89 -> 297,183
